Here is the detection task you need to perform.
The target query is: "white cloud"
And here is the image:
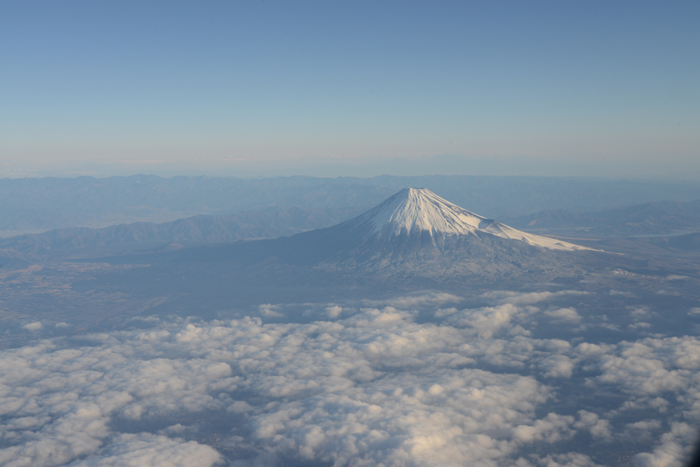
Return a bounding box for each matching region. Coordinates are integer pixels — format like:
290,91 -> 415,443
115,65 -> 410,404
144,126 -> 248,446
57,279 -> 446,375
23,321 -> 42,331
68,433 -> 222,467
544,308 -> 581,322
626,420 -> 662,433
629,306 -> 651,318
511,413 -> 575,443
443,302 -> 541,339
248,368 -> 557,466
325,305 -> 342,318
575,342 -> 615,358
258,304 -> 283,317
574,411 -> 611,438
633,423 -> 697,467
1,292 -> 699,466
539,355 -> 575,378
595,337 -> 700,395
0,308 -> 561,466
610,290 -> 636,297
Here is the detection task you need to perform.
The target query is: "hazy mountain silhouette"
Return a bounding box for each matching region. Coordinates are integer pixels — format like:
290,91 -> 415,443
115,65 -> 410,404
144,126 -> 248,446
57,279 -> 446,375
0,205 -> 365,260
504,199 -> 700,236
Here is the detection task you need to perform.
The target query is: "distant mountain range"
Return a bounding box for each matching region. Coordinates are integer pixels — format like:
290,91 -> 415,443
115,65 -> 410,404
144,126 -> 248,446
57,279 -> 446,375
0,176 -> 395,235
504,199 -> 700,236
3,174 -> 700,236
0,205 -> 367,264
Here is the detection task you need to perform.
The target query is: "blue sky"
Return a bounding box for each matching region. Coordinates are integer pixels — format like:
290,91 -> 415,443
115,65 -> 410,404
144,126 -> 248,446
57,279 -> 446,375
1,1 -> 698,178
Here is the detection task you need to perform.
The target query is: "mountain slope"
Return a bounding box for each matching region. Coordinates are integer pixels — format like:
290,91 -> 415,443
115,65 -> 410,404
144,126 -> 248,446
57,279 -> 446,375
504,200 -> 700,236
0,206 -> 367,260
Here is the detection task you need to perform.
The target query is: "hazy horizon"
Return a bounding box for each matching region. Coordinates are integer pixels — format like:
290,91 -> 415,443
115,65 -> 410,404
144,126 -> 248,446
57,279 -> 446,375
3,154 -> 700,181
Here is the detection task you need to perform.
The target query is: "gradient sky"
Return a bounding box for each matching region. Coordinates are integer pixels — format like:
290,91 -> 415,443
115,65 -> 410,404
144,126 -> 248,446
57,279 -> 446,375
1,1 -> 698,178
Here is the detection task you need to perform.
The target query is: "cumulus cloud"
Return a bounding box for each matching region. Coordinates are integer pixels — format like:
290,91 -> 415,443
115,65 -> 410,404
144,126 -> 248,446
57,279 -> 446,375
258,304 -> 283,317
68,433 -> 222,467
594,337 -> 700,395
445,302 -> 530,338
248,369 -> 558,466
23,321 -> 42,331
544,308 -> 581,322
0,313 -> 559,466
574,411 -> 611,438
634,423 -> 697,467
539,355 -> 575,378
325,305 -> 342,318
629,306 -> 652,318
610,290 -> 636,297
1,291 -> 699,466
440,291 -> 592,338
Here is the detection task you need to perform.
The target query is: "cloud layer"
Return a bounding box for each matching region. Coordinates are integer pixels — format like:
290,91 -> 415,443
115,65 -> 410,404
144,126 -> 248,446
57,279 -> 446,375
1,291 -> 699,466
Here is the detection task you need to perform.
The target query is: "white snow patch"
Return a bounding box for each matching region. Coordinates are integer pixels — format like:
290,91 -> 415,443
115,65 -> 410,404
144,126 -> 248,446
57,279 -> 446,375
353,188 -> 593,251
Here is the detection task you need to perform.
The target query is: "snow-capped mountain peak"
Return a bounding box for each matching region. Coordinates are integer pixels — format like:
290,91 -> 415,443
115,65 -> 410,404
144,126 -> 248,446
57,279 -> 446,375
351,188 -> 591,251
360,188 -> 483,235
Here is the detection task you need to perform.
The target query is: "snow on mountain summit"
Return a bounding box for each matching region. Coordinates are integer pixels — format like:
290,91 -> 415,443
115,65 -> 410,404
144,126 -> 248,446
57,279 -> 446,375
352,188 -> 591,251
359,188 -> 483,235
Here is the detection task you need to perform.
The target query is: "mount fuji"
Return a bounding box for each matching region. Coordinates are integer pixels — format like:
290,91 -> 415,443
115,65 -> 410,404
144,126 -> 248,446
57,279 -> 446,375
89,188 -> 612,308
183,188 -> 601,284
330,188 -> 589,251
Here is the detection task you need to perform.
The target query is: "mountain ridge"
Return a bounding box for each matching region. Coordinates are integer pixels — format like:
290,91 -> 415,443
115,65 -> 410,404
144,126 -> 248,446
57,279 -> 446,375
503,199 -> 700,237
0,205 -> 367,261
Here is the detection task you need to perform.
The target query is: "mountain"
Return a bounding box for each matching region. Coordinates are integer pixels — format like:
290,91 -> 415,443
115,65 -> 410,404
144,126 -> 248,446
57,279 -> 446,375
0,205 -> 366,261
163,188 -> 600,286
503,200 -> 700,237
339,188 -> 589,251
0,248 -> 31,270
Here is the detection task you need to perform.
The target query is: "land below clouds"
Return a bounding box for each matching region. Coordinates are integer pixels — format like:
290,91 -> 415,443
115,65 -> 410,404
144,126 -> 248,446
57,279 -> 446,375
1,200 -> 699,349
